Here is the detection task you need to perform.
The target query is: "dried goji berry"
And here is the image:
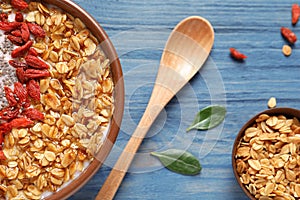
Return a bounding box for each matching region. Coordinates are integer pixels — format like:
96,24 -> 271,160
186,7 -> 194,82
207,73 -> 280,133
9,60 -> 27,68
0,150 -> 6,160
0,135 -> 4,146
0,21 -> 21,32
22,108 -> 44,121
0,133 -> 3,144
16,67 -> 27,83
26,80 -> 40,101
14,82 -> 28,105
11,40 -> 33,58
17,68 -> 51,81
11,0 -> 29,10
7,34 -> 23,46
0,123 -> 12,134
15,12 -> 24,22
23,99 -> 31,109
20,23 -> 30,42
281,27 -> 297,44
27,22 -> 46,38
9,117 -> 34,129
4,86 -> 17,107
229,48 -> 247,60
28,48 -> 38,57
0,13 -> 8,22
0,107 -> 19,121
11,29 -> 22,37
24,69 -> 51,79
25,55 -> 49,69
292,4 -> 300,25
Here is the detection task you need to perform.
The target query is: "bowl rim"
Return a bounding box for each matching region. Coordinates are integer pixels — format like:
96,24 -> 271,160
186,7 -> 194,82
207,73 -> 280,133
232,107 -> 300,200
40,0 -> 124,199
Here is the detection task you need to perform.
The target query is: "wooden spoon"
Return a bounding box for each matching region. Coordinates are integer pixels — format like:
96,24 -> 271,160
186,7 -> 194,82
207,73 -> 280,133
96,16 -> 214,200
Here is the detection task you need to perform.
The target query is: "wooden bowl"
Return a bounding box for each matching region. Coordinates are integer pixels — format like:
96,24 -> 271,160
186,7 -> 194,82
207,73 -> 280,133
41,0 -> 124,199
232,107 -> 300,199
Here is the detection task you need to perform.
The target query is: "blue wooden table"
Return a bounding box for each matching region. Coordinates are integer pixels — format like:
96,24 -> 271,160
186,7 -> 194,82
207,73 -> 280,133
70,0 -> 300,199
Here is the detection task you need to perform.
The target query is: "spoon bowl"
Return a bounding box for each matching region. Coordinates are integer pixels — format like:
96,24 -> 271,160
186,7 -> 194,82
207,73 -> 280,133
97,16 -> 214,200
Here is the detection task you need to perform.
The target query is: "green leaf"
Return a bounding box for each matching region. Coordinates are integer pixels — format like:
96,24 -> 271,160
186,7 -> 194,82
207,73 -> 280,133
186,105 -> 226,132
150,149 -> 201,175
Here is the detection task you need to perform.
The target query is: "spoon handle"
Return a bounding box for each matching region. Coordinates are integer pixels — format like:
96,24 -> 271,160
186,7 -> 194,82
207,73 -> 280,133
95,135 -> 143,200
96,97 -> 164,200
96,66 -> 183,199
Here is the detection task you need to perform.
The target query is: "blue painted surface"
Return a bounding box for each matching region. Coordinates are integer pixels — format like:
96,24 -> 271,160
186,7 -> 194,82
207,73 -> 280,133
69,0 -> 300,199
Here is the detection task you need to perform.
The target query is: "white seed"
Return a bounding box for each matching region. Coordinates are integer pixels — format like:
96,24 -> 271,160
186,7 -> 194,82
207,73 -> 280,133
268,97 -> 277,108
282,44 -> 292,56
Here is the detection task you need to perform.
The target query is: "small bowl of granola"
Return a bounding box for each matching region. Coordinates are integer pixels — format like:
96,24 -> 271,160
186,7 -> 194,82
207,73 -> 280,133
0,0 -> 124,199
232,108 -> 300,200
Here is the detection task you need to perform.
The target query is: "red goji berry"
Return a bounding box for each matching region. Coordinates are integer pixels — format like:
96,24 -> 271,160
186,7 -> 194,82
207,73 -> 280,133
27,22 -> 46,38
25,55 -> 49,69
281,27 -> 297,44
20,23 -> 30,42
26,80 -> 40,101
16,67 -> 27,83
0,150 -> 6,160
14,82 -> 28,105
9,117 -> 34,129
0,13 -> 8,22
16,68 -> 51,81
15,12 -> 24,22
292,4 -> 300,25
0,133 -> 3,145
7,34 -> 23,46
23,100 -> 31,109
4,86 -> 17,107
9,60 -> 27,68
0,123 -> 12,134
24,69 -> 51,79
28,48 -> 38,57
0,107 -> 19,121
0,21 -> 21,32
229,48 -> 247,60
11,40 -> 33,58
11,0 -> 29,10
11,29 -> 22,37
22,108 -> 44,121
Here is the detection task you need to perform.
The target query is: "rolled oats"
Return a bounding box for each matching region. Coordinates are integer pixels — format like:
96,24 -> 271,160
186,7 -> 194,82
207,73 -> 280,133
6,185 -> 18,199
235,113 -> 300,199
266,116 -> 278,127
249,159 -> 262,171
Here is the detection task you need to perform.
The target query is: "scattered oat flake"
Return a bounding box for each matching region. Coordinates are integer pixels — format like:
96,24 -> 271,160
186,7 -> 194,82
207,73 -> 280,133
268,97 -> 277,108
282,44 -> 292,56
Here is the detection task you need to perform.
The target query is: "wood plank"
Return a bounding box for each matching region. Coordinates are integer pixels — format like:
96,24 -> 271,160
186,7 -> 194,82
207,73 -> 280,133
69,0 -> 300,199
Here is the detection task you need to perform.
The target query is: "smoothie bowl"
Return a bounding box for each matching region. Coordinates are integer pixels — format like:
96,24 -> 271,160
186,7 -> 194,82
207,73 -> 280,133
0,0 -> 124,199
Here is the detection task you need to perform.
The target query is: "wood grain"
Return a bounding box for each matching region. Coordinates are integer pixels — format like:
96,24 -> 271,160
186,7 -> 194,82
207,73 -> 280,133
95,16 -> 214,199
70,0 -> 300,199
